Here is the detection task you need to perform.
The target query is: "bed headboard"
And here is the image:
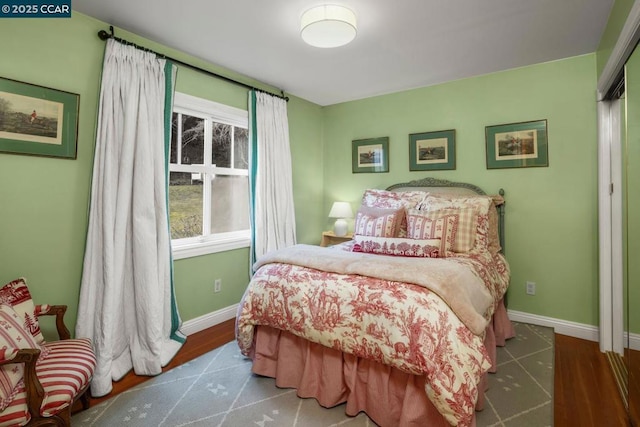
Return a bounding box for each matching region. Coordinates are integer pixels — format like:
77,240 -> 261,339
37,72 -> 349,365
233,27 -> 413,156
385,177 -> 506,253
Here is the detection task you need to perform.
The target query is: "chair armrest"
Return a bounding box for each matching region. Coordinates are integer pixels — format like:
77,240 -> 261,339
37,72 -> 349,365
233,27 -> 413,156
0,348 -> 44,417
35,305 -> 70,340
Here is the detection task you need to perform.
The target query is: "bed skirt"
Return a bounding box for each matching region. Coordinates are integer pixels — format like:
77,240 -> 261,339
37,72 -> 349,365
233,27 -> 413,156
249,298 -> 514,427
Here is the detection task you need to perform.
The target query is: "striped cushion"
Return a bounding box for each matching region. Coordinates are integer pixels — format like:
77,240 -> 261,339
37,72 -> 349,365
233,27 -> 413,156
406,209 -> 458,255
361,189 -> 428,237
0,338 -> 95,426
354,206 -> 404,237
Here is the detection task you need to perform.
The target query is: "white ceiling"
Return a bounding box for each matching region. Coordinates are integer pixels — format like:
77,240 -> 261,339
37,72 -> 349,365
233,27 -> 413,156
73,0 -> 615,106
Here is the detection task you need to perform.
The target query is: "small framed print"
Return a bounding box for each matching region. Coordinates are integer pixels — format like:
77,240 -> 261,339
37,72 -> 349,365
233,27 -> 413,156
0,76 -> 79,159
352,137 -> 389,173
485,119 -> 548,169
409,129 -> 455,171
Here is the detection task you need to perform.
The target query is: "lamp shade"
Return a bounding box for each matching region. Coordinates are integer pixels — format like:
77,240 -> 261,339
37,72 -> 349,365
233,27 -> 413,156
328,201 -> 354,219
300,5 -> 357,48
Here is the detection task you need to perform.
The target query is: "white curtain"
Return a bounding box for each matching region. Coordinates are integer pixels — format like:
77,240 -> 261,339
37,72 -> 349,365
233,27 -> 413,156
77,39 -> 184,397
249,90 -> 296,266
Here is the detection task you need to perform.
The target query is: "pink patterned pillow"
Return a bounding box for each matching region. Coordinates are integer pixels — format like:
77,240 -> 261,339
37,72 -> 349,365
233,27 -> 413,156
0,304 -> 43,411
406,209 -> 458,255
352,235 -> 441,258
354,206 -> 404,237
418,193 -> 492,215
0,278 -> 45,344
361,189 -> 428,237
361,189 -> 427,209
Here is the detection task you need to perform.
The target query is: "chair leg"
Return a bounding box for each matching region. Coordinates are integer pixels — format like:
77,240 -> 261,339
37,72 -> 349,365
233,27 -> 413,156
26,413 -> 67,426
59,407 -> 71,426
79,391 -> 90,410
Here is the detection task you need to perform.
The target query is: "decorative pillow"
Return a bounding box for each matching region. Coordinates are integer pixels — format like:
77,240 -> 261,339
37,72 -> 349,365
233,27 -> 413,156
352,235 -> 441,258
354,206 -> 404,237
419,194 -> 493,252
0,278 -> 45,345
410,207 -> 477,253
0,303 -> 43,411
360,189 -> 428,237
406,209 -> 458,255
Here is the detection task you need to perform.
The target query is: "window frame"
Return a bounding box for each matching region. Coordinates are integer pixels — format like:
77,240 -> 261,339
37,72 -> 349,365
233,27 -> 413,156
170,92 -> 251,260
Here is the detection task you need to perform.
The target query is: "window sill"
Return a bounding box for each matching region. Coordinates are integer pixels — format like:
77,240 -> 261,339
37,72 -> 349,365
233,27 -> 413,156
172,236 -> 250,260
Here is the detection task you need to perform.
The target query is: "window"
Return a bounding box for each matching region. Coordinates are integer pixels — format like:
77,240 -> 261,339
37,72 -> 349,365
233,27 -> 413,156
169,92 -> 250,259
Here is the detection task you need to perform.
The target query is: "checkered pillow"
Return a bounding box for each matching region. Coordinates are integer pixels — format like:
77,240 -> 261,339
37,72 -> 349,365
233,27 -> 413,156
411,208 -> 476,253
419,194 -> 493,252
406,209 -> 458,255
0,304 -> 43,411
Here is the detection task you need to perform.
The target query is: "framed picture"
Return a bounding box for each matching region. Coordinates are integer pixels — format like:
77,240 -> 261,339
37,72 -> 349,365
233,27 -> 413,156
352,137 -> 389,173
409,129 -> 455,171
0,76 -> 79,159
485,119 -> 548,169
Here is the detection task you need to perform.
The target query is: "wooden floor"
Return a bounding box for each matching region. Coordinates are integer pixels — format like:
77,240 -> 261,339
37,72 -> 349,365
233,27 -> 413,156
74,321 -> 630,426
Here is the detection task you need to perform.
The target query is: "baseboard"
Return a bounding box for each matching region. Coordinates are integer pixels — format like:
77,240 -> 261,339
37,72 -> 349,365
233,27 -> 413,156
180,304 -> 238,336
627,332 -> 640,352
507,309 -> 599,342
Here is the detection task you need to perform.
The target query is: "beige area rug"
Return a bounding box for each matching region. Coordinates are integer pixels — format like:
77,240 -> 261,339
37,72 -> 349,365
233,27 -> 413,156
71,322 -> 553,427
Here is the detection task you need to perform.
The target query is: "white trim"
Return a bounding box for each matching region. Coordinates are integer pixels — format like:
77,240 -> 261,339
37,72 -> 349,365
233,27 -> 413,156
629,332 -> 640,352
174,92 -> 248,127
597,0 -> 640,99
598,100 -> 613,352
172,236 -> 250,260
508,310 -> 599,342
611,99 -> 624,356
180,304 -> 239,336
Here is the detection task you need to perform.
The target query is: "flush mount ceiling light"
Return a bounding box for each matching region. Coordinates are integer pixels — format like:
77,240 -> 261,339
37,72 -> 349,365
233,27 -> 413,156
300,5 -> 357,48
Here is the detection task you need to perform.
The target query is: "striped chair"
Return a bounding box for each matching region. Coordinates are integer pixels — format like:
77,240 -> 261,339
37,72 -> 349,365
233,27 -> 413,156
0,279 -> 96,427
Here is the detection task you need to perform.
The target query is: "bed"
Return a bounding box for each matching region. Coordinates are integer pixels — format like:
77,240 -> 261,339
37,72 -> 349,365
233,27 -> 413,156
236,177 -> 515,426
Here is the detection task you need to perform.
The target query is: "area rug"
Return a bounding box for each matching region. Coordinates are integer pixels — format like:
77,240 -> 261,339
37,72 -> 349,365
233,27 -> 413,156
71,322 -> 553,427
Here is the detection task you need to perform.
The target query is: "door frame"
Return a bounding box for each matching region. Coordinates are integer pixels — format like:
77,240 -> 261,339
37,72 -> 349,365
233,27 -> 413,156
598,1 -> 640,353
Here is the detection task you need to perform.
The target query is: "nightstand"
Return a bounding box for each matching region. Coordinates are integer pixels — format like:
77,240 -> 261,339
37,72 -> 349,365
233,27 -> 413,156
320,231 -> 353,247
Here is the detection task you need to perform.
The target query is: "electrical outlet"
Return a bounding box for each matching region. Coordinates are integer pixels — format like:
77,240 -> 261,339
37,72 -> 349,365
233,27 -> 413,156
526,281 -> 536,295
214,279 -> 221,293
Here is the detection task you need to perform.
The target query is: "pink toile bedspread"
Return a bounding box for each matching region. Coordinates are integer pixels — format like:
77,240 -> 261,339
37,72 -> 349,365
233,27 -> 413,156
236,244 -> 510,426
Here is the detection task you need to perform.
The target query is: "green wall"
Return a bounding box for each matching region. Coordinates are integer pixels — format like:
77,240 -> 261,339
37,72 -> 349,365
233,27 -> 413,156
0,10 -> 612,334
322,55 -> 599,326
596,0 -> 634,81
0,12 -> 324,334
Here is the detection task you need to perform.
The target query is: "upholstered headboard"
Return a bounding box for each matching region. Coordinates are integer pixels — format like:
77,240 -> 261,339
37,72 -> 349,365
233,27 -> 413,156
386,177 -> 506,253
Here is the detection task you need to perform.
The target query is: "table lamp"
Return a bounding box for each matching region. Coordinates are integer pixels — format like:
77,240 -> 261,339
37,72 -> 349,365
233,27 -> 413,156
328,202 -> 353,237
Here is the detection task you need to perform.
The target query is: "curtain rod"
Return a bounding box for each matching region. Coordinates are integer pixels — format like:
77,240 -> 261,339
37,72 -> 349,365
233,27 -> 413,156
97,26 -> 289,102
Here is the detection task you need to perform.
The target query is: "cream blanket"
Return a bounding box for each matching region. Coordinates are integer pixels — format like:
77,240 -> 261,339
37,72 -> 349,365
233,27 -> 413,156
254,244 -> 493,335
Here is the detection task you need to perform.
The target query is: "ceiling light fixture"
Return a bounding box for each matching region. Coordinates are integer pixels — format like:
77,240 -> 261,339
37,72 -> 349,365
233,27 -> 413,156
300,5 -> 357,48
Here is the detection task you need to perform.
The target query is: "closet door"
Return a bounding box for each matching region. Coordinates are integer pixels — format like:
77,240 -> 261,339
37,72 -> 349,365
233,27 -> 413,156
625,44 -> 640,425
